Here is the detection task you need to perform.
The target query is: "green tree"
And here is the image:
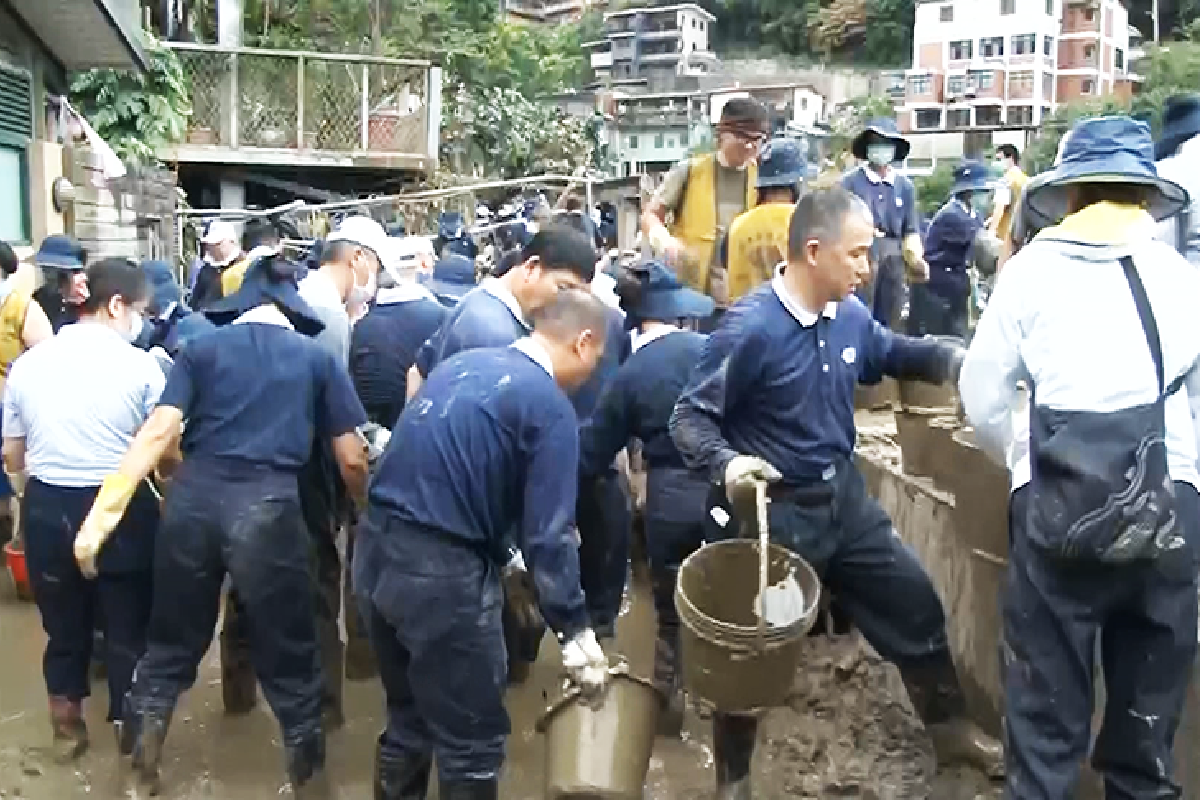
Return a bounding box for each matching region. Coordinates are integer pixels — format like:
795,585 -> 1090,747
914,161 -> 956,215
827,93 -> 896,156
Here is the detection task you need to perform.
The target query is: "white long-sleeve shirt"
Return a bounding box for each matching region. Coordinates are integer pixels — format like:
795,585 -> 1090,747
960,203 -> 1200,492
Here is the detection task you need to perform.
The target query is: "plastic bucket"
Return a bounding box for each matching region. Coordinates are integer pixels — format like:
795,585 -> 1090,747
4,541 -> 31,602
675,540 -> 821,712
536,666 -> 661,799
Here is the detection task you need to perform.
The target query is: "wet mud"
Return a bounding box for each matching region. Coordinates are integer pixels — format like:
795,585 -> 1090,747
0,561 -> 998,799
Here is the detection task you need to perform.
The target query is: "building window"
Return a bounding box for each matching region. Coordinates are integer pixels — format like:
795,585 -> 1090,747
1084,7 -> 1095,21
1115,48 -> 1124,70
1045,0 -> 1053,13
948,75 -> 966,94
940,3 -> 953,21
666,137 -> 674,148
1043,73 -> 1055,99
0,66 -> 32,245
800,96 -> 808,110
970,70 -> 995,90
1044,35 -> 1054,56
1000,0 -> 1015,14
947,108 -> 971,128
628,135 -> 638,148
1009,71 -> 1035,93
1084,43 -> 1096,63
1011,33 -> 1037,55
654,133 -> 664,148
949,39 -> 973,60
1081,78 -> 1095,94
908,74 -> 932,94
981,36 -> 1004,57
976,106 -> 1002,126
1008,106 -> 1034,125
680,130 -> 689,146
915,109 -> 942,129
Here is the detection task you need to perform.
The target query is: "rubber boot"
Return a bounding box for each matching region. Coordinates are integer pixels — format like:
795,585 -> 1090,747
651,570 -> 684,738
48,696 -> 88,763
321,643 -> 346,733
900,654 -> 1005,779
713,712 -> 757,800
374,737 -> 431,800
287,735 -> 331,800
220,593 -> 257,715
131,709 -> 172,795
437,778 -> 499,800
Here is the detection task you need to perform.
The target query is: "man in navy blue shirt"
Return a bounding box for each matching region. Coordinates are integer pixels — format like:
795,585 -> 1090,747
74,257 -> 369,799
671,186 -> 1002,798
356,288 -> 612,800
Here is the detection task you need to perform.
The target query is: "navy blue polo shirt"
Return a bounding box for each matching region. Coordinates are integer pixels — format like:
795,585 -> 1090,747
580,328 -> 706,476
351,289 -> 447,427
415,284 -> 528,378
158,320 -> 367,475
923,198 -> 983,303
842,166 -> 919,240
369,343 -> 587,638
672,279 -> 946,484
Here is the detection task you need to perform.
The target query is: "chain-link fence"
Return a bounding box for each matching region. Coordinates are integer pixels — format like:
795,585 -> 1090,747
170,44 -> 430,157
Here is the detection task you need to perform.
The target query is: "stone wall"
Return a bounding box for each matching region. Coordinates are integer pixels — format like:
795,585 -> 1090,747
67,148 -> 178,264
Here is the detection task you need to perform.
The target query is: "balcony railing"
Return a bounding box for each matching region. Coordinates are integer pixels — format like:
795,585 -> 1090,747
165,42 -> 438,169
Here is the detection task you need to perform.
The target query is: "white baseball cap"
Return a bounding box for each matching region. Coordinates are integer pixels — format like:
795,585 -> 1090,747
200,219 -> 237,245
327,216 -> 397,271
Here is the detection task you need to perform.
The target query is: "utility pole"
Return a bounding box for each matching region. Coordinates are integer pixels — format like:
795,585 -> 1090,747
1153,0 -> 1160,44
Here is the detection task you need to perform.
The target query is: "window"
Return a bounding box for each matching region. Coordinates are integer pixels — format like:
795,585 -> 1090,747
1001,0 -> 1015,14
976,106 -> 1002,126
940,3 -> 953,21
654,133 -> 664,148
680,130 -> 689,146
666,137 -> 674,148
628,135 -> 639,148
1012,34 -> 1036,55
1081,78 -> 1095,94
1044,35 -> 1054,56
970,70 -> 995,90
949,39 -> 972,60
1084,7 -> 1095,21
908,74 -> 932,94
1008,106 -> 1034,125
1043,73 -> 1055,99
1084,43 -> 1096,63
948,75 -> 966,94
947,108 -> 971,128
1115,47 -> 1124,70
1045,0 -> 1053,13
981,36 -> 1004,57
915,109 -> 942,129
800,96 -> 808,110
1009,71 -> 1035,93
0,65 -> 32,245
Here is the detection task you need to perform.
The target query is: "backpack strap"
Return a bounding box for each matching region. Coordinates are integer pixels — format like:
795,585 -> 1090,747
1176,208 -> 1191,256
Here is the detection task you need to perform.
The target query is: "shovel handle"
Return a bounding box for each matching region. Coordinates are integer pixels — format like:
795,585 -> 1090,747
756,479 -> 769,651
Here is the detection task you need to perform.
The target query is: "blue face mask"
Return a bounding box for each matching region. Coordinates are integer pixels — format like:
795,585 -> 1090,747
970,193 -> 992,214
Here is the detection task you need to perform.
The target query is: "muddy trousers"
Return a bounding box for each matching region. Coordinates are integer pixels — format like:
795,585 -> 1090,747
1001,484 -> 1200,800
353,512 -> 509,786
25,479 -> 157,720
128,470 -> 325,777
576,472 -> 632,633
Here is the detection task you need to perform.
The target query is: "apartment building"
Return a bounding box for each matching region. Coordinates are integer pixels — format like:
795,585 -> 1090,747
501,0 -> 609,25
900,0 -> 1133,135
585,4 -> 719,91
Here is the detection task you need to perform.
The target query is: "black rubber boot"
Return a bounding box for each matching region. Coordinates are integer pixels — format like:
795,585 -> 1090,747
437,778 -> 499,800
287,734 -> 331,800
131,709 -> 172,796
651,570 -> 684,738
899,653 -> 1004,779
713,712 -> 758,800
374,736 -> 431,800
48,696 -> 89,764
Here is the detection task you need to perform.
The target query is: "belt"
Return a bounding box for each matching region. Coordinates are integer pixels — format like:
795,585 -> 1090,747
767,481 -> 834,507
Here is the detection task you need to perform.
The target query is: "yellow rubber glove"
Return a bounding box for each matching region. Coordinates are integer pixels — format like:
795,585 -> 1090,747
902,233 -> 930,283
74,474 -> 138,579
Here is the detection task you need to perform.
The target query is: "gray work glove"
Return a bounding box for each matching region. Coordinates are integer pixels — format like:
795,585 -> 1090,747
561,628 -> 608,696
724,455 -> 782,523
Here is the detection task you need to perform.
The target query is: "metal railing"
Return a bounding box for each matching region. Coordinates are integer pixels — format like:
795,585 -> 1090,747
165,42 -> 437,161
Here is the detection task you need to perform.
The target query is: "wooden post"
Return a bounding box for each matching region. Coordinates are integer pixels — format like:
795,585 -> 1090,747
296,54 -> 306,149
361,64 -> 370,151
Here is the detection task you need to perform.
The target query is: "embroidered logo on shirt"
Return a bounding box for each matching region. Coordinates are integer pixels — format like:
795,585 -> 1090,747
841,347 -> 857,365
895,197 -> 904,207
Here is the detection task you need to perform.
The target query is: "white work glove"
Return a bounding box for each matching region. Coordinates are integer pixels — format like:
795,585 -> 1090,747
561,628 -> 609,695
724,456 -> 782,501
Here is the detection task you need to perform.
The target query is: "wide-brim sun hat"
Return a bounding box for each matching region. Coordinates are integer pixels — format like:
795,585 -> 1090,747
1155,93 -> 1200,162
33,234 -> 86,270
623,260 -> 716,321
756,137 -> 806,189
1025,115 -> 1188,224
851,117 -> 911,162
949,159 -> 994,197
204,256 -> 325,337
426,253 -> 476,306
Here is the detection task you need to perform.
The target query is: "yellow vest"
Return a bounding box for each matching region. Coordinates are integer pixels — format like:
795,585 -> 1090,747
220,256 -> 253,297
668,154 -> 758,294
0,264 -> 35,390
996,166 -> 1030,243
727,203 -> 794,301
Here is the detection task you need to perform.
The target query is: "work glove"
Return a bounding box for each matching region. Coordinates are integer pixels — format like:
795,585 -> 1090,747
561,628 -> 609,696
902,233 -> 930,284
74,473 -> 138,579
502,555 -> 546,660
724,455 -> 782,524
5,470 -> 25,500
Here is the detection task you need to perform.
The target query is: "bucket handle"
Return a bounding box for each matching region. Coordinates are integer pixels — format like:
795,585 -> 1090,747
756,479 -> 769,653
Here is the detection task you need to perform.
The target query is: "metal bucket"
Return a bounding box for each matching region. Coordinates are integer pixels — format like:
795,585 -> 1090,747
675,540 -> 821,712
536,665 -> 661,800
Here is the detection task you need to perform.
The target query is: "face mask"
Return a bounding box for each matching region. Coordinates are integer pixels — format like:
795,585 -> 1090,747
349,260 -> 377,306
866,144 -> 895,168
125,310 -> 143,342
971,194 -> 992,214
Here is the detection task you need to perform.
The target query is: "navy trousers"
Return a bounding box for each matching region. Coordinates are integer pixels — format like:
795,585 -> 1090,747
576,472 -> 632,631
857,248 -> 905,329
129,465 -> 323,746
643,466 -> 709,631
905,283 -> 968,340
1002,483 -> 1200,800
24,478 -> 157,719
353,511 -> 509,783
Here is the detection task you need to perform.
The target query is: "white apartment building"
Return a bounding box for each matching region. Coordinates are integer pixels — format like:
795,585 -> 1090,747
585,3 -> 719,88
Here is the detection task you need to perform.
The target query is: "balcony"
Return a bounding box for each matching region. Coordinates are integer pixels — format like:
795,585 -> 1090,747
164,43 -> 439,173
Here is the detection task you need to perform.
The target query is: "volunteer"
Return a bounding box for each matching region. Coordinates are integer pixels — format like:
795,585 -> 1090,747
1154,93 -> 1200,263
191,219 -> 246,309
32,235 -> 89,331
986,144 -> 1029,247
3,258 -> 163,763
135,260 -> 215,366
357,288 -> 611,800
670,186 -> 1003,798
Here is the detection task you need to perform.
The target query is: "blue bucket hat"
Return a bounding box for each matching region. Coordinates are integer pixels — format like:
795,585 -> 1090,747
426,254 -> 476,307
34,234 -> 86,270
1025,115 -> 1188,224
851,117 -> 911,162
140,260 -> 182,315
950,160 -> 994,197
757,137 -> 806,190
203,255 -> 325,337
1155,93 -> 1200,161
622,260 -> 715,323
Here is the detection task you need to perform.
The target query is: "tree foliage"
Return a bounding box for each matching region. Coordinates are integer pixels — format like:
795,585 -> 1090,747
914,161 -> 956,215
69,34 -> 192,165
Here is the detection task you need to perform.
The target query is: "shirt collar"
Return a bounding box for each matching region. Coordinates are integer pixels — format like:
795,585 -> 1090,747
631,324 -> 682,353
233,304 -> 294,330
57,320 -> 130,345
300,269 -> 345,308
482,276 -> 532,331
861,164 -> 896,185
510,337 -> 554,377
771,267 -> 837,327
375,283 -> 437,306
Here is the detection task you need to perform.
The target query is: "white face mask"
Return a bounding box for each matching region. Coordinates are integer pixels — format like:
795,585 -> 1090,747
866,144 -> 896,168
349,261 -> 377,306
125,310 -> 143,342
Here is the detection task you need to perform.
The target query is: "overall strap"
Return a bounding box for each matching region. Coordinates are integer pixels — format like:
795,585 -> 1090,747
1118,255 -> 1178,397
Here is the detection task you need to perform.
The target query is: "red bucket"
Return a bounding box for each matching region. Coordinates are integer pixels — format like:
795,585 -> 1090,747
3,541 -> 31,602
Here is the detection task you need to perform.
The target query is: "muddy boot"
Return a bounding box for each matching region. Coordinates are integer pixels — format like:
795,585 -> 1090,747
131,710 -> 172,795
287,735 -> 331,800
713,712 -> 757,800
900,654 -> 1004,779
374,737 -> 431,800
48,696 -> 88,763
653,629 -> 684,738
437,778 -> 499,800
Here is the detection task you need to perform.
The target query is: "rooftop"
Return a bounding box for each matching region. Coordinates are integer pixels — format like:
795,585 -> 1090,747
605,3 -> 716,22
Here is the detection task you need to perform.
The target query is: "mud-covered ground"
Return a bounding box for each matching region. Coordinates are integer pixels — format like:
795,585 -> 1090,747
0,565 -> 1000,799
